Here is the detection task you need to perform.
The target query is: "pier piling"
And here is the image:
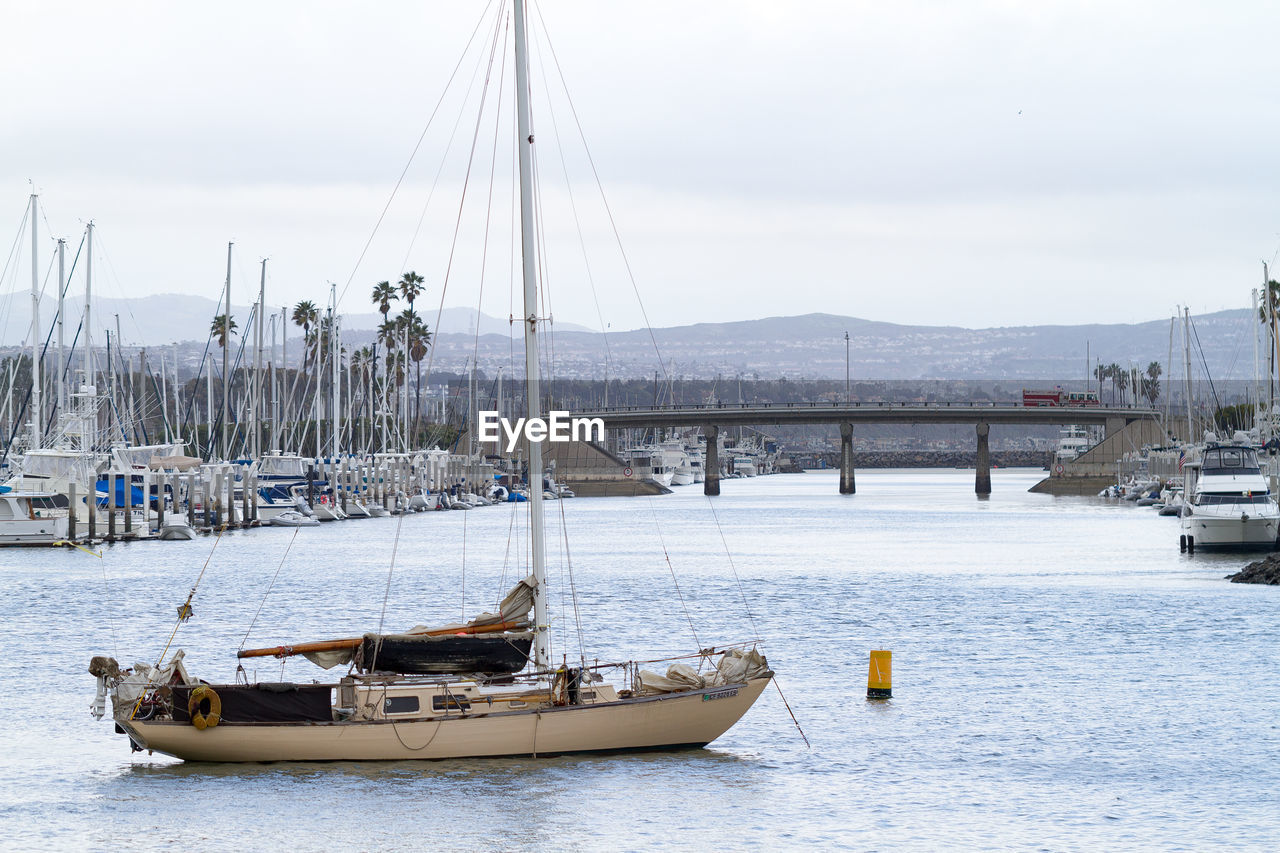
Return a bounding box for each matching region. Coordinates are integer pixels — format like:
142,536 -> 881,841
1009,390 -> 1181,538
975,422 -> 991,495
839,423 -> 856,495
703,424 -> 720,496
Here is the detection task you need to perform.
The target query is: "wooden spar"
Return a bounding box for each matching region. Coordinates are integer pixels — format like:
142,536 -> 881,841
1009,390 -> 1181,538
237,619 -> 531,660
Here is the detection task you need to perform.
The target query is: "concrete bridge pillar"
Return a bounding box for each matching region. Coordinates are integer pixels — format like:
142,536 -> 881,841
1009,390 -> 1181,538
703,424 -> 720,496
839,422 -> 856,494
976,421 -> 991,495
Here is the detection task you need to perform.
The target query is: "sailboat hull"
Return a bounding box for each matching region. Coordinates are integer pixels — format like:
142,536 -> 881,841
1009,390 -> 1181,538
121,676 -> 771,762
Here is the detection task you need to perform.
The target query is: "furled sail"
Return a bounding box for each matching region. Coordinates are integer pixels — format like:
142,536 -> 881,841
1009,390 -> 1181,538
236,577 -> 539,670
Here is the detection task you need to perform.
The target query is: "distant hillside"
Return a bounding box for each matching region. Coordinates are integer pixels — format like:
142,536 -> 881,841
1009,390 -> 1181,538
426,309 -> 1259,381
0,289 -> 1260,380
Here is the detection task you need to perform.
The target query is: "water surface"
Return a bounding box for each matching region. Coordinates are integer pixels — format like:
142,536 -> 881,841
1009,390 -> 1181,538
2,469 -> 1277,850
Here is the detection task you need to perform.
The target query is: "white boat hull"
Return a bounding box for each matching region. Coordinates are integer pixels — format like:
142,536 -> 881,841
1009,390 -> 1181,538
121,676 -> 770,763
1182,512 -> 1279,550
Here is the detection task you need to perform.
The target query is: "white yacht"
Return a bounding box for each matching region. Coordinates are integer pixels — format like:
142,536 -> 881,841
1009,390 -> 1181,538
624,446 -> 674,487
732,454 -> 758,477
1180,440 -> 1280,553
661,440 -> 695,486
685,445 -> 706,483
0,488 -> 71,545
1054,426 -> 1094,465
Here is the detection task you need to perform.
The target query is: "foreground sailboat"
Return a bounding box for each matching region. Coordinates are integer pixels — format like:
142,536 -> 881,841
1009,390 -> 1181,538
88,0 -> 771,762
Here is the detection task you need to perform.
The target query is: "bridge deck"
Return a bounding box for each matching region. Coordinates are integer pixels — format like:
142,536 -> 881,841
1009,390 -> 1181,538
573,402 -> 1159,429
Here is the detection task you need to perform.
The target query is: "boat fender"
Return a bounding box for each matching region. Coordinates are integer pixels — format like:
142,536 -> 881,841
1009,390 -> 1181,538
188,685 -> 222,730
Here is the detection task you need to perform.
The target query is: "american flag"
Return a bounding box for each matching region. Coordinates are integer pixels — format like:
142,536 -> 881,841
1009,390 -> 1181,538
1178,450 -> 1186,470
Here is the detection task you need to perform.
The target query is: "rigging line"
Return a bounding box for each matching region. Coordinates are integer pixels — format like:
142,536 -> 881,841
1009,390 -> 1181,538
499,484 -> 519,590
93,542 -> 119,661
644,496 -> 701,651
238,526 -> 302,652
529,14 -> 613,375
470,10 -> 512,371
0,203 -> 31,295
336,0 -> 499,310
532,1 -> 670,388
399,0 -> 506,277
461,494 -> 467,622
1189,314 -> 1222,414
557,492 -> 587,665
702,495 -> 761,643
420,4 -> 508,393
376,503 -> 409,637
134,525 -> 228,721
771,677 -> 810,749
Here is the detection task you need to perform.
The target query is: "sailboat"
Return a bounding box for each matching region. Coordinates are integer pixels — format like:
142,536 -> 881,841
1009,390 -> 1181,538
88,0 -> 771,762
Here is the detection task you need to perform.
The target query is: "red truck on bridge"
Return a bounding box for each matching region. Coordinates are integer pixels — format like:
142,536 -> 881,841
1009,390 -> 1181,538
1021,388 -> 1101,407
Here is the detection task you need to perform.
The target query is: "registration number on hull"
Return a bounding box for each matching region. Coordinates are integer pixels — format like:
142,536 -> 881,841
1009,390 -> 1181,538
702,687 -> 739,702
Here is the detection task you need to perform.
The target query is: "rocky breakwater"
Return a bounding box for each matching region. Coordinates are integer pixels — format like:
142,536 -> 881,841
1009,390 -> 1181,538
1225,555 -> 1280,585
849,450 -> 1050,468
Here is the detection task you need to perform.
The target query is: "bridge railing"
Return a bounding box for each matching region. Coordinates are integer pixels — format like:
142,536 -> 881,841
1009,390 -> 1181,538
578,401 -> 1155,413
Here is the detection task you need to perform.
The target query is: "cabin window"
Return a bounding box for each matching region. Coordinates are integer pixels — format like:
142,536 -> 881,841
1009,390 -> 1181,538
31,496 -> 66,509
1196,493 -> 1272,506
1202,448 -> 1260,474
384,695 -> 420,714
432,694 -> 471,712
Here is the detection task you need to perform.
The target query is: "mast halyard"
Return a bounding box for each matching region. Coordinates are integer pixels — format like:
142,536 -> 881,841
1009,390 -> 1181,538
29,193 -> 42,449
513,0 -> 550,672
223,242 -> 233,461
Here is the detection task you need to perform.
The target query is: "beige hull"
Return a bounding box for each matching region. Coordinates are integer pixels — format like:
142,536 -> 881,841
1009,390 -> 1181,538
123,677 -> 771,762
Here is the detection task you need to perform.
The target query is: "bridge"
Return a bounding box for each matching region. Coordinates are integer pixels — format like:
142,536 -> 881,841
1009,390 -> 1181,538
571,402 -> 1163,496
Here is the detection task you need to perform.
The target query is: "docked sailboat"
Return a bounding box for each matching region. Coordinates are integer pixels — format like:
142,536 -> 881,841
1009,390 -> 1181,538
88,0 -> 771,762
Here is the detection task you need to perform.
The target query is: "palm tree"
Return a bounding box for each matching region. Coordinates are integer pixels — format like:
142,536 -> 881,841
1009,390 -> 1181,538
1259,279 -> 1280,323
397,309 -> 432,438
398,271 -> 425,316
1142,361 -> 1162,406
210,314 -> 237,349
210,314 -> 238,457
291,300 -> 319,369
372,280 -> 397,320
1104,362 -> 1120,404
1115,365 -> 1130,406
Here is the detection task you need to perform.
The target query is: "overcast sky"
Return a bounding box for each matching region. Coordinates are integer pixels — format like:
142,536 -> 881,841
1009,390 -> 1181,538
3,0 -> 1278,339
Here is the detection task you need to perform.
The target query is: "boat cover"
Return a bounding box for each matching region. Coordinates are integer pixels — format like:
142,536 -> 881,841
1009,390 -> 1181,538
300,576 -> 537,669
172,683 -> 333,723
638,648 -> 771,694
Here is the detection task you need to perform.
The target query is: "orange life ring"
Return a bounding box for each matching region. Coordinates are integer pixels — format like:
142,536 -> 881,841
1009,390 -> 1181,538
188,685 -> 222,730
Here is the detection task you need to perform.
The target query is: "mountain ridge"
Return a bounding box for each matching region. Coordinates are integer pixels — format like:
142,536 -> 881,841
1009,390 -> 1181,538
0,290 -> 1258,380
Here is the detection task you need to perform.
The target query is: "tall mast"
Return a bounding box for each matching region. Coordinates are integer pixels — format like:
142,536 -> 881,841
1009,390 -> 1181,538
330,283 -> 341,459
223,242 -> 233,460
514,0 -> 550,671
271,310 -> 280,451
1183,306 -> 1194,443
85,222 -> 95,399
57,237 -> 66,419
29,193 -> 42,448
278,307 -> 286,451
253,258 -> 267,459
1253,286 -> 1261,437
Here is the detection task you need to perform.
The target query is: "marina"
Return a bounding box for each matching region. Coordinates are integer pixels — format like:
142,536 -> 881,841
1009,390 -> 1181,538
4,468 -> 1279,848
6,0 -> 1280,849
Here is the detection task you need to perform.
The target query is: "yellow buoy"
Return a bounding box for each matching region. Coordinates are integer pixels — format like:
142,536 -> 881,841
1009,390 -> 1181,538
867,649 -> 891,699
